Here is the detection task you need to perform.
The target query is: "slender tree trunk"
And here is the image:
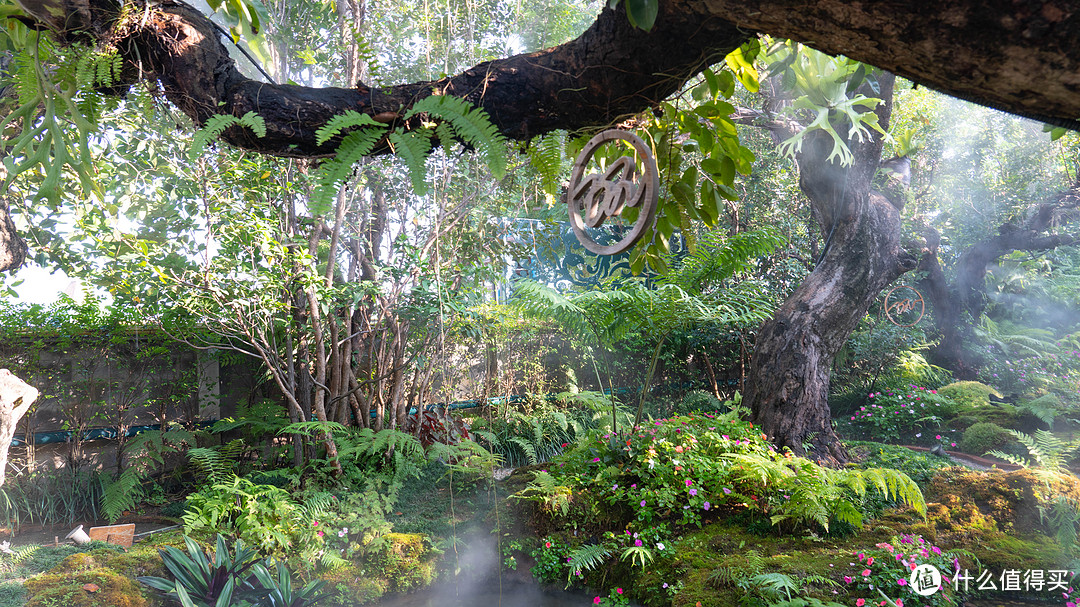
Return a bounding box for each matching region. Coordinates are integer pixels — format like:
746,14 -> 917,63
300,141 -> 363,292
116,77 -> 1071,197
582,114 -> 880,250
748,74 -> 918,463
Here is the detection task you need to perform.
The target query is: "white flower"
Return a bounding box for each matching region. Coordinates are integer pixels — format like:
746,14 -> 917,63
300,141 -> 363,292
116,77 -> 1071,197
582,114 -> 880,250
656,542 -> 665,550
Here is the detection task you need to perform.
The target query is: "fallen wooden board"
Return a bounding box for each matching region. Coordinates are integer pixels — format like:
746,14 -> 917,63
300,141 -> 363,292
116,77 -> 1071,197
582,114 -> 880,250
88,523 -> 135,548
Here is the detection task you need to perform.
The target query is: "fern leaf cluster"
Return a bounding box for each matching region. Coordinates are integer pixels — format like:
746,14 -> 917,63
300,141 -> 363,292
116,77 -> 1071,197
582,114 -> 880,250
100,467 -> 145,523
565,542 -> 611,581
189,111 -> 267,160
987,428 -> 1079,473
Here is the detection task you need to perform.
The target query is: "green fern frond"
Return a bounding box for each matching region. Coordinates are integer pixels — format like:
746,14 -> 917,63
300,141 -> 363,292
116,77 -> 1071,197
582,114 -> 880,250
526,131 -> 567,195
187,447 -> 235,485
312,127 -> 384,214
315,111 -> 387,146
405,95 -> 507,179
190,112 -> 266,160
509,437 -> 540,466
566,543 -> 611,580
100,468 -> 145,523
388,129 -> 435,193
750,572 -> 801,601
988,429 -> 1079,473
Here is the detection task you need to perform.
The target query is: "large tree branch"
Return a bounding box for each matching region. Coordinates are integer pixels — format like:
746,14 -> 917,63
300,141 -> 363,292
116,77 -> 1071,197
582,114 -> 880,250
71,0 -> 747,157
17,0 -> 1080,160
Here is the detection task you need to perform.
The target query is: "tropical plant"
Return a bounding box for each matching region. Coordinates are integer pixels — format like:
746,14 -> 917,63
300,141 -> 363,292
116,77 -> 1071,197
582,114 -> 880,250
138,534 -> 325,607
247,561 -> 326,607
138,535 -> 260,607
986,428 -> 1080,474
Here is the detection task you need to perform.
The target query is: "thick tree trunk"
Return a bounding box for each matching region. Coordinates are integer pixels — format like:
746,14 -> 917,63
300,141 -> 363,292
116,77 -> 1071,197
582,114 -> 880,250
747,75 -> 918,463
0,369 -> 38,487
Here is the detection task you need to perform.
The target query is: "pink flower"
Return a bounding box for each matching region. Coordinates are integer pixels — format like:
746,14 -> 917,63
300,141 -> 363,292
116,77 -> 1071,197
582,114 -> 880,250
862,569 -> 872,577
896,600 -> 903,607
935,435 -> 942,439
616,588 -> 623,595
867,557 -> 874,565
856,600 -> 865,607
635,539 -> 643,547
898,578 -> 907,586
685,479 -> 693,487
594,597 -> 602,605
317,531 -> 324,537
844,576 -> 853,584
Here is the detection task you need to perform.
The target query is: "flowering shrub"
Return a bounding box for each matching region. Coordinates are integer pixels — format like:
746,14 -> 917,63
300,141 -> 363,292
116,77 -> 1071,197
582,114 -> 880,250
529,410 -> 923,535
978,342 -> 1080,403
842,534 -> 962,607
846,385 -> 954,438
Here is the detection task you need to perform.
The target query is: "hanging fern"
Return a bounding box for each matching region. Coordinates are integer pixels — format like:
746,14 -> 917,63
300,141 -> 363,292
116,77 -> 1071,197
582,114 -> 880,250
525,131 -> 567,195
388,130 -> 436,193
189,111 -> 267,160
404,95 -> 507,179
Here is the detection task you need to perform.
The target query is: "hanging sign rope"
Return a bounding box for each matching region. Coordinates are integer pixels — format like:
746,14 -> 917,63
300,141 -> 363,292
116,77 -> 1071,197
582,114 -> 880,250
566,130 -> 660,255
883,285 -> 925,327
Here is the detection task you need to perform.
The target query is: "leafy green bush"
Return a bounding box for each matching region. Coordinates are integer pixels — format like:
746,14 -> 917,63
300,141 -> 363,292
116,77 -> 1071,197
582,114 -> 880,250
959,422 -> 1012,455
182,477 -> 332,561
937,381 -> 1001,411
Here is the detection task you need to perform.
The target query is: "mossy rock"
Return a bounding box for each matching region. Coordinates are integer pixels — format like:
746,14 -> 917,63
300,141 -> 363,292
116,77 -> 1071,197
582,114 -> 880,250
317,567 -> 388,606
369,533 -> 438,593
24,556 -> 149,607
925,467 -> 1080,535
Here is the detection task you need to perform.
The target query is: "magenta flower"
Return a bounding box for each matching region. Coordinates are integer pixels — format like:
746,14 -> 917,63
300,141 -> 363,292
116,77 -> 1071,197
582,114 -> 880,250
685,479 -> 693,487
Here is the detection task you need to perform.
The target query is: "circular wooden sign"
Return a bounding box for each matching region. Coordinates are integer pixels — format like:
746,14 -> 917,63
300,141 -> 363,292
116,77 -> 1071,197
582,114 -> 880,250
883,285 -> 925,327
566,130 -> 660,255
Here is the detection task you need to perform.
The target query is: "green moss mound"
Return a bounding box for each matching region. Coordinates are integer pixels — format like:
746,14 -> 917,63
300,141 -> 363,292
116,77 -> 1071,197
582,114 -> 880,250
959,422 -> 1012,455
23,553 -> 149,607
938,381 -> 1001,411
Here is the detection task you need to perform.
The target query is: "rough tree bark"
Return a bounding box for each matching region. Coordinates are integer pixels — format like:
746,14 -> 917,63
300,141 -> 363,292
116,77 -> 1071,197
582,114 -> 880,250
14,0 -> 1080,159
918,184 -> 1080,376
0,369 -> 38,486
745,74 -> 919,463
